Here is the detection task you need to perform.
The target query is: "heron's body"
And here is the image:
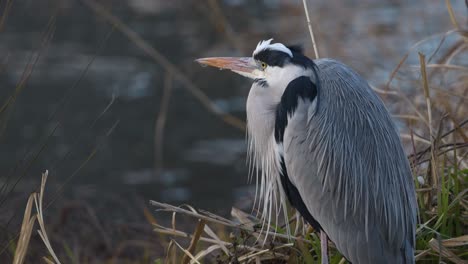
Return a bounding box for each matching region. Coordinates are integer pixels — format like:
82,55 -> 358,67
197,39 -> 417,264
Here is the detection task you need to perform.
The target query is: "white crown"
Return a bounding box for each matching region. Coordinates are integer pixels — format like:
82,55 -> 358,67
252,38 -> 293,58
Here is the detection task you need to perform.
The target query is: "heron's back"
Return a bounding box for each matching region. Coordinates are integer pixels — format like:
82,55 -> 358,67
282,59 -> 417,263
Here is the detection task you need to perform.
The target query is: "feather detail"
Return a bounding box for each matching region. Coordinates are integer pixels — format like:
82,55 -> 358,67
253,39 -> 293,58
247,125 -> 290,241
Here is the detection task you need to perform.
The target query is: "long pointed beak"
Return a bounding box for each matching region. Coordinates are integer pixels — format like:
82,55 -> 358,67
195,57 -> 259,79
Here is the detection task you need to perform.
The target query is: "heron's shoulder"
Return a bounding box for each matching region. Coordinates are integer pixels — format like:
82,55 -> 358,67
312,58 -> 359,76
313,58 -> 349,68
312,58 -> 375,97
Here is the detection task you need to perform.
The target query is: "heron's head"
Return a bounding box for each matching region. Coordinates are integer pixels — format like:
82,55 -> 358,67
196,39 -> 314,97
197,39 -> 317,154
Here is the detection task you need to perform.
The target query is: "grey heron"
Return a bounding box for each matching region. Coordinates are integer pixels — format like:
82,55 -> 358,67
197,39 -> 417,264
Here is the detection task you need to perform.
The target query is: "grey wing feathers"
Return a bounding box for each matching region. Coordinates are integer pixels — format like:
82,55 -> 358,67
283,59 -> 417,263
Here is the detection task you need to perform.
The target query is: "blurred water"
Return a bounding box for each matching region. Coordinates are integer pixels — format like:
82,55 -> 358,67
0,0 -> 465,214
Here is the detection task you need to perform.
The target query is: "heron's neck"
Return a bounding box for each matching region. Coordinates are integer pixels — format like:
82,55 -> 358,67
246,85 -> 279,175
246,86 -> 287,232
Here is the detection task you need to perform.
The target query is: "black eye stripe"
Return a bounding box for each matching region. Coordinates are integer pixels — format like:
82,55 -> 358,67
253,49 -> 290,67
253,46 -> 316,70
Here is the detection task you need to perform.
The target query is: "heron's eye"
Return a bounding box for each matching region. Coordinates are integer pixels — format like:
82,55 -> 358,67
261,62 -> 267,70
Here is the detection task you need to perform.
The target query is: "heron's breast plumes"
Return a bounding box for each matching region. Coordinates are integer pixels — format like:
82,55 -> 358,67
246,83 -> 289,235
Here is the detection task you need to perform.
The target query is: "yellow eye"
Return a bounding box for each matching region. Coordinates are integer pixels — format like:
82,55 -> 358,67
261,62 -> 267,69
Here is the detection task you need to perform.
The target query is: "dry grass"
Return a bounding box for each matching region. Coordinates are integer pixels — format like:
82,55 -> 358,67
12,171 -> 61,264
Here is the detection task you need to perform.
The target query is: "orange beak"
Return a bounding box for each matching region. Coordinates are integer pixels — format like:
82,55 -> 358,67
195,57 -> 258,78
